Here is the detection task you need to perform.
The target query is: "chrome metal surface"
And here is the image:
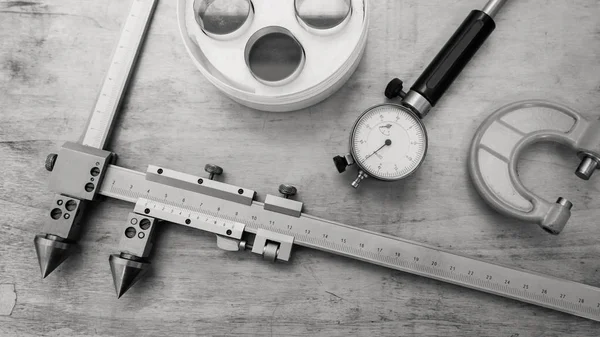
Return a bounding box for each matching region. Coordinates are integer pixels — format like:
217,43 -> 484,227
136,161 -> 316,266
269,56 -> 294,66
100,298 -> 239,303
41,194 -> 84,240
48,142 -> 112,201
481,0 -> 508,20
402,90 -> 432,118
216,235 -> 243,252
264,194 -> 303,217
34,234 -> 74,278
109,254 -> 150,298
133,197 -> 246,240
82,0 -> 157,149
252,229 -> 294,262
351,171 -> 368,188
146,165 -> 255,206
262,242 -> 279,262
117,213 -> 156,258
344,154 -> 355,166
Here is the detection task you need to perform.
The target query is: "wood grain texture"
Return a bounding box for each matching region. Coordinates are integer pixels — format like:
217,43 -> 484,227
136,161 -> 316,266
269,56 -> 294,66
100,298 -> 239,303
1,0 -> 600,336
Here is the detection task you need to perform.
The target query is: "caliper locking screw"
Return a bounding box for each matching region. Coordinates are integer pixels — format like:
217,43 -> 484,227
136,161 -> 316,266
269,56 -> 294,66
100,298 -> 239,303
45,153 -> 58,172
278,184 -> 297,199
204,164 -> 223,180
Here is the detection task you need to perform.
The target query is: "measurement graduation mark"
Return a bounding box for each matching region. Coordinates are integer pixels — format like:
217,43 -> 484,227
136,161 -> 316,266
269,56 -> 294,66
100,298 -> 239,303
82,0 -> 157,149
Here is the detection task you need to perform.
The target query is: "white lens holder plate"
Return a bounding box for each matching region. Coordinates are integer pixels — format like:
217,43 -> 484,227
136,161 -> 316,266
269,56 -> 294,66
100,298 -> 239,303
177,0 -> 369,111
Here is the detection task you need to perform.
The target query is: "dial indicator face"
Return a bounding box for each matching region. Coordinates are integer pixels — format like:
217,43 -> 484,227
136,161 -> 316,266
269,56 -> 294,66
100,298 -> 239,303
351,104 -> 427,181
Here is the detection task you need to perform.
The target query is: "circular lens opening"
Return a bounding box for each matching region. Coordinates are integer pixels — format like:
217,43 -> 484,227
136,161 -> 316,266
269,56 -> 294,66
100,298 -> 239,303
295,0 -> 351,30
245,27 -> 305,84
194,0 -> 252,36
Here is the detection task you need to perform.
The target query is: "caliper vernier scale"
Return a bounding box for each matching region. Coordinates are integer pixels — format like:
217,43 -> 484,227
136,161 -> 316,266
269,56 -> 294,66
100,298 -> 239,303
35,0 -> 600,322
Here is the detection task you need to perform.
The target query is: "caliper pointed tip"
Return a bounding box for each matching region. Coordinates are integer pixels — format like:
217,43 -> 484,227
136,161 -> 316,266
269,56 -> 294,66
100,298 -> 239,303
34,235 -> 74,278
109,254 -> 149,299
41,268 -> 52,279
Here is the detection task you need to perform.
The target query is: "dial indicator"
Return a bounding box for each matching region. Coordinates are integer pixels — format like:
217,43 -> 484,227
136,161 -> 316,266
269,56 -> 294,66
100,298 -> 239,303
350,104 -> 427,181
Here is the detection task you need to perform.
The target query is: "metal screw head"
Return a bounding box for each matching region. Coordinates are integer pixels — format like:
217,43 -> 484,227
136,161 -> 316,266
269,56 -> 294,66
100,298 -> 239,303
45,153 -> 58,172
278,184 -> 297,198
204,164 -> 223,180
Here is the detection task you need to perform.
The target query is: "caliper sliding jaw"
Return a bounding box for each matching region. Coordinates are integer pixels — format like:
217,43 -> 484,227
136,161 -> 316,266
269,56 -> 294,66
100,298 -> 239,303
109,212 -> 157,298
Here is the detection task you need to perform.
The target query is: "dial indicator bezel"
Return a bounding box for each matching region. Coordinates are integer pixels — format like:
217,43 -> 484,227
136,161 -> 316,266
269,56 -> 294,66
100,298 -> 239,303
349,104 -> 428,181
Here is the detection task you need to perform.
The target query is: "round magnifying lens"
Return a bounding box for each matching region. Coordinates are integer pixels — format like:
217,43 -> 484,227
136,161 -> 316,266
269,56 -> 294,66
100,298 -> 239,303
245,27 -> 306,86
194,0 -> 253,38
295,0 -> 351,31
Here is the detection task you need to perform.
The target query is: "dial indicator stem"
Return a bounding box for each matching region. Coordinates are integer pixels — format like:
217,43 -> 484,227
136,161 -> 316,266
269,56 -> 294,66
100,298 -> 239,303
482,0 -> 508,19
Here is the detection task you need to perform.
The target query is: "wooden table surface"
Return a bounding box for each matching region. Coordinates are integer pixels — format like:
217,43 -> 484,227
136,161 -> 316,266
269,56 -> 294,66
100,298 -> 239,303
1,0 -> 600,336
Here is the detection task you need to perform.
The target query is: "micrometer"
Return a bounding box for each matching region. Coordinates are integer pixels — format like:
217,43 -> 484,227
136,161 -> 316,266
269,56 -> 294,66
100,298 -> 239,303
33,0 -> 600,322
470,100 -> 600,234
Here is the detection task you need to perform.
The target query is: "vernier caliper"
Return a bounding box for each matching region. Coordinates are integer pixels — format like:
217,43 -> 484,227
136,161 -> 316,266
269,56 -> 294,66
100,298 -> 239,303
34,0 -> 600,322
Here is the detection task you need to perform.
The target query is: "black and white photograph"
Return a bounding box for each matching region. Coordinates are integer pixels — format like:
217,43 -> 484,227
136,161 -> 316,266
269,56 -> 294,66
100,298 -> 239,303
1,0 -> 599,336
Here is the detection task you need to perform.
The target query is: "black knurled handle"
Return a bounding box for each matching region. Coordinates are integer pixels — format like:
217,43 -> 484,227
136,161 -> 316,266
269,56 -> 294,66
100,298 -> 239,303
410,10 -> 496,107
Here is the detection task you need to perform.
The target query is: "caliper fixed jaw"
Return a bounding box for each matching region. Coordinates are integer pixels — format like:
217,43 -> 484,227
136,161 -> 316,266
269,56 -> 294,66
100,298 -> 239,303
109,212 -> 157,298
539,197 -> 573,235
35,142 -> 115,278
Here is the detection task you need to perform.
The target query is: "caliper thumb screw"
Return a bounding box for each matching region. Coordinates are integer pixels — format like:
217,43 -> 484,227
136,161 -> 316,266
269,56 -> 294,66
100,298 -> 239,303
575,156 -> 599,180
45,153 -> 58,172
204,164 -> 223,180
278,184 -> 297,199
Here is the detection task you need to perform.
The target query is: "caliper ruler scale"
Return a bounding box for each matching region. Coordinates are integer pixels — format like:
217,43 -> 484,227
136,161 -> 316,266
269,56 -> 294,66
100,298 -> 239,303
82,0 -> 158,150
98,164 -> 600,321
34,0 -> 600,323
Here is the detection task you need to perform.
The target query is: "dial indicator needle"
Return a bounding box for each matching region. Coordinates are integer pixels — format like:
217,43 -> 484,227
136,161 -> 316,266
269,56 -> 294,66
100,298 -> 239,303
365,139 -> 392,160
